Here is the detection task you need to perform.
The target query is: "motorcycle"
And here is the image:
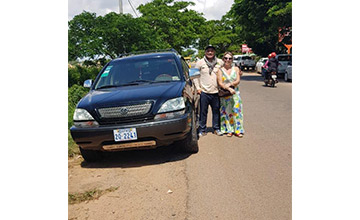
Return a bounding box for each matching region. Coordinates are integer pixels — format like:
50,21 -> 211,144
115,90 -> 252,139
264,70 -> 278,87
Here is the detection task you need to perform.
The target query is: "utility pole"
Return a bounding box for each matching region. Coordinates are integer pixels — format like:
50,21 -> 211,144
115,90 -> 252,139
119,0 -> 123,14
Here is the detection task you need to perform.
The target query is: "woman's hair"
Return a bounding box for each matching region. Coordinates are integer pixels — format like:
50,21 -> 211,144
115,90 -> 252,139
223,51 -> 233,59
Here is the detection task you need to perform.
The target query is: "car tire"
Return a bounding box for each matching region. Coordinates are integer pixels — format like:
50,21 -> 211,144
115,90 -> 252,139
79,147 -> 102,162
178,110 -> 199,153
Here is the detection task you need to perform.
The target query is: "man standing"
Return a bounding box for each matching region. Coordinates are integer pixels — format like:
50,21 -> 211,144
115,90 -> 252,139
194,45 -> 223,137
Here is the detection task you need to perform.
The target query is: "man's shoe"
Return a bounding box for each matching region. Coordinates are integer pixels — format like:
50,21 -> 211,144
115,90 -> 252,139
213,129 -> 223,136
198,131 -> 207,137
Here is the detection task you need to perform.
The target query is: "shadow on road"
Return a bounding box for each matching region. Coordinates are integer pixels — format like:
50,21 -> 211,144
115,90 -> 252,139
241,71 -> 286,83
241,73 -> 264,82
80,144 -> 191,169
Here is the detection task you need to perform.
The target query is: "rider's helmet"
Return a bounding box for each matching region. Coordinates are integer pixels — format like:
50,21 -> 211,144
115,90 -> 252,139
270,52 -> 277,58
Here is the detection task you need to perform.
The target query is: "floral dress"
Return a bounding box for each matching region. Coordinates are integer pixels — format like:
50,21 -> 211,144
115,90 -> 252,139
219,67 -> 244,134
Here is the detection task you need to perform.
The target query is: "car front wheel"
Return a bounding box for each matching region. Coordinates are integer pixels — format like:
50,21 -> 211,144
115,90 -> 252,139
79,147 -> 102,162
178,110 -> 199,153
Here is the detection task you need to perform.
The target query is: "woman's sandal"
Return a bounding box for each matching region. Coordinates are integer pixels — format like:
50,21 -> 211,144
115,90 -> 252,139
227,133 -> 233,137
234,133 -> 243,138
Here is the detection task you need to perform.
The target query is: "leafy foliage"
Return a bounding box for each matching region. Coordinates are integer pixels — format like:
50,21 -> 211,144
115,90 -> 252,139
68,12 -> 166,60
68,84 -> 89,129
68,11 -> 100,61
68,64 -> 102,88
68,0 -> 292,60
138,0 -> 206,53
68,84 -> 90,157
228,0 -> 292,56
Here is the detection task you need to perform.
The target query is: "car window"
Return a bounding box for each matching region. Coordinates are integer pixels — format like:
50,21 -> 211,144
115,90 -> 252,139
181,59 -> 189,79
94,57 -> 181,89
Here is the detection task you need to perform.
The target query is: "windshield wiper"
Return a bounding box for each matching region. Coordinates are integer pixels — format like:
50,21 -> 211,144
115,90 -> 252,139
128,80 -> 153,83
118,80 -> 154,86
152,80 -> 174,83
96,80 -> 154,89
96,85 -> 121,90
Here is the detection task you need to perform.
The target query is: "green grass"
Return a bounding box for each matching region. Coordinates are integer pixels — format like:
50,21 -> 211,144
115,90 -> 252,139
68,130 -> 79,158
68,187 -> 119,204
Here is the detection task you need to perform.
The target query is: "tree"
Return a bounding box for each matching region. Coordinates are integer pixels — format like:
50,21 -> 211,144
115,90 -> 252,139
227,0 -> 292,56
197,19 -> 239,56
68,11 -> 100,61
138,0 -> 206,53
96,12 -> 167,58
68,11 -> 168,61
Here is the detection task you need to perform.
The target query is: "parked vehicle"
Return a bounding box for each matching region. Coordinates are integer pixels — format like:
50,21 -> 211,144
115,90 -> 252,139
255,57 -> 268,73
233,55 -> 256,71
276,54 -> 292,77
70,49 -> 200,162
285,61 -> 292,82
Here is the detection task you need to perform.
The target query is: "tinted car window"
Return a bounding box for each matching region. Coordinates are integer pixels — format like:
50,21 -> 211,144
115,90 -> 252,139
242,56 -> 251,60
94,57 -> 181,89
181,59 -> 189,79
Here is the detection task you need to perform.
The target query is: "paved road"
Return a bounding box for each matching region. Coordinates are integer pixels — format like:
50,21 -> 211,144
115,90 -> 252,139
68,71 -> 292,220
186,71 -> 292,219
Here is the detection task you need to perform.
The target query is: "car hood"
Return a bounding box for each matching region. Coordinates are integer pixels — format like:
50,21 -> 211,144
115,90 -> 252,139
77,81 -> 185,114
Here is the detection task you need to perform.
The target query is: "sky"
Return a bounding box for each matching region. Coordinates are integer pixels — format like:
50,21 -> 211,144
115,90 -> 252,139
68,0 -> 234,21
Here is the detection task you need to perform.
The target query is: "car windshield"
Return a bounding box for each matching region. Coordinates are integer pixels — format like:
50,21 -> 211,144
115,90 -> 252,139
94,57 -> 181,89
242,56 -> 251,60
278,55 -> 292,62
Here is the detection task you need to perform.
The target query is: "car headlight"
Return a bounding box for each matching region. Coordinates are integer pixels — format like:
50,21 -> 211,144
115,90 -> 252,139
73,108 -> 95,120
154,97 -> 186,120
157,97 -> 185,113
73,109 -> 99,128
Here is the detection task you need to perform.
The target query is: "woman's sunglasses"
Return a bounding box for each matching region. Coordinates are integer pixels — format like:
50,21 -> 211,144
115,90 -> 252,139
224,57 -> 233,60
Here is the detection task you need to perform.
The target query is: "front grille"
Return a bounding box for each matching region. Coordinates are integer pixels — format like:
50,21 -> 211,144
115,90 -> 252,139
98,102 -> 152,119
98,116 -> 154,125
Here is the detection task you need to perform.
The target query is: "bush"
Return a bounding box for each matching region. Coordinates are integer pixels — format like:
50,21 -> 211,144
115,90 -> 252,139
68,84 -> 89,157
67,63 -> 106,157
68,64 -> 103,88
68,84 -> 89,129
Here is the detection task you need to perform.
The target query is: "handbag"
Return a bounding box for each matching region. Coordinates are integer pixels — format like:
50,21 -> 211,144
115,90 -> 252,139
218,86 -> 234,97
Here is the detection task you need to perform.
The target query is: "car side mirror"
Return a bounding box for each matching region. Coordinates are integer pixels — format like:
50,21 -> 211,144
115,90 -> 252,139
189,68 -> 200,80
83,79 -> 93,88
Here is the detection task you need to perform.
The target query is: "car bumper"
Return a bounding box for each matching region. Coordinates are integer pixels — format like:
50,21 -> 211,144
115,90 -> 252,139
70,113 -> 191,151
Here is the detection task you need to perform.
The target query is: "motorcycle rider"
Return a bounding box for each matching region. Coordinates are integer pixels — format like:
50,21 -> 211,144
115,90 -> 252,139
263,52 -> 279,83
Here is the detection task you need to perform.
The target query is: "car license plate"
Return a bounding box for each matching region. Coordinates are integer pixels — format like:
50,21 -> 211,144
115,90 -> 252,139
113,128 -> 137,142
272,75 -> 277,79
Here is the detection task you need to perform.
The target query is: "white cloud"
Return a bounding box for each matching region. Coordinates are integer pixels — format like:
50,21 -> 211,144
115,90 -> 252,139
68,0 -> 234,20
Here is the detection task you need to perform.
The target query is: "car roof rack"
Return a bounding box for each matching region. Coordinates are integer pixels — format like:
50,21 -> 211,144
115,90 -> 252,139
118,48 -> 179,58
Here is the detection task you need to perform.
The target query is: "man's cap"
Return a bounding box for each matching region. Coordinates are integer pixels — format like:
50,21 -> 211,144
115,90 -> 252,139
205,45 -> 216,51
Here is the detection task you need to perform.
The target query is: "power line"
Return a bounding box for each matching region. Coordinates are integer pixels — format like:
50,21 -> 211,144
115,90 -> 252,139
128,0 -> 138,17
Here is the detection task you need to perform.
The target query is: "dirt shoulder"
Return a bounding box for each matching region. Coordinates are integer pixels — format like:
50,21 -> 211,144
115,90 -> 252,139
68,148 -> 190,220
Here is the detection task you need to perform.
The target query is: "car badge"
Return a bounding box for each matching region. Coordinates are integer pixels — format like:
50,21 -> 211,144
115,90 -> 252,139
119,108 -> 129,115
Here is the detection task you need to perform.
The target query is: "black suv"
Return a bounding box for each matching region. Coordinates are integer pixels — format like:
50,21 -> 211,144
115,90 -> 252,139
70,49 -> 200,162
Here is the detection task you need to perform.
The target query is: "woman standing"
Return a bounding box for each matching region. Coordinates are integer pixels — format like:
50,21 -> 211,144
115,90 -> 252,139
216,52 -> 245,137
